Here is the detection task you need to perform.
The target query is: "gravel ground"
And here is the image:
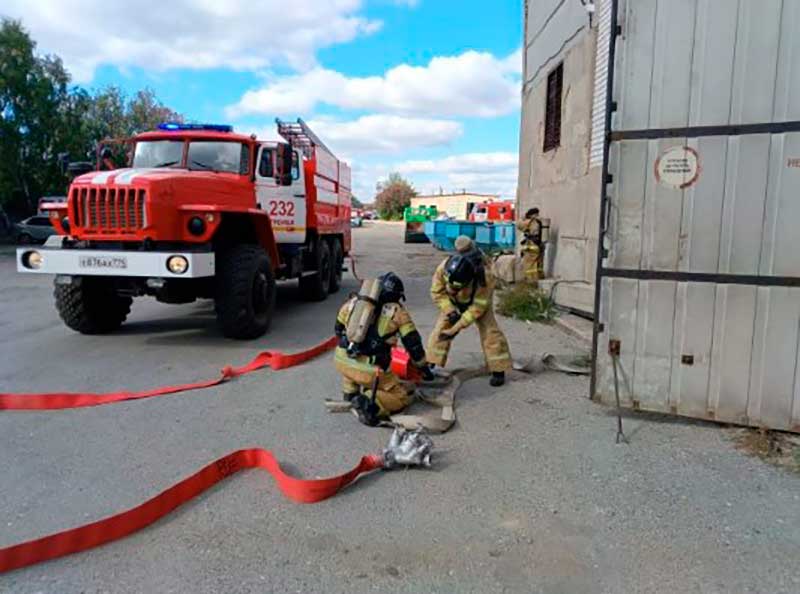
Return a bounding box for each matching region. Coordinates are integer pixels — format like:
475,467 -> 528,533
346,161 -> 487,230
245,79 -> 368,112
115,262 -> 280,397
0,222 -> 798,594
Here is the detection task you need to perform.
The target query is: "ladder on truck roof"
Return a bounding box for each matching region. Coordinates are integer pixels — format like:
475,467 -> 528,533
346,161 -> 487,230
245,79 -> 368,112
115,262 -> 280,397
275,118 -> 332,159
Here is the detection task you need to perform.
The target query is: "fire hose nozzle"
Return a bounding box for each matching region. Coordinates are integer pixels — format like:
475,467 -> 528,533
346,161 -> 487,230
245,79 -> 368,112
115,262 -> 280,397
382,427 -> 433,469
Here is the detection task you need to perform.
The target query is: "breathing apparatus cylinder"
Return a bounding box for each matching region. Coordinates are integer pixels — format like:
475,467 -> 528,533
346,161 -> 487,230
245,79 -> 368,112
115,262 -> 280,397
345,279 -> 382,357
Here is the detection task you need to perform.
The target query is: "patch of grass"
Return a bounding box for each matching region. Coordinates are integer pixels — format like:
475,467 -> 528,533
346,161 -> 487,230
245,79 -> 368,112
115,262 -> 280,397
496,282 -> 558,323
732,428 -> 800,475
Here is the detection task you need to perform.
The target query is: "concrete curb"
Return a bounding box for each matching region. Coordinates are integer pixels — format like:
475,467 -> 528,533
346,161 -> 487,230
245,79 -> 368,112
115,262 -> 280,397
553,313 -> 593,345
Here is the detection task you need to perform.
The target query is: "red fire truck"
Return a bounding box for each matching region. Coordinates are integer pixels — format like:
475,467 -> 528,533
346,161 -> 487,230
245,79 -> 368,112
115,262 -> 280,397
17,119 -> 351,339
468,200 -> 514,222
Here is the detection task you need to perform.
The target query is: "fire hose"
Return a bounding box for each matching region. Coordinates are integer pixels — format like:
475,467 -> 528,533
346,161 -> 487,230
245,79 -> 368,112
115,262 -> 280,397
0,427 -> 433,575
0,336 -> 338,410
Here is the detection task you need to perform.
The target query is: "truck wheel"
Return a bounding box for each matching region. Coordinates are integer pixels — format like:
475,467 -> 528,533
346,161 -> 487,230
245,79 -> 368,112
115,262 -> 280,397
216,245 -> 276,340
329,238 -> 344,294
54,278 -> 132,334
299,238 -> 331,301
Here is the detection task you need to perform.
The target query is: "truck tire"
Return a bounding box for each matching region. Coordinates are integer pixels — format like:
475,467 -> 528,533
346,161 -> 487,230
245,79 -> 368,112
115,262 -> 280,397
54,278 -> 132,334
329,238 -> 344,294
299,238 -> 331,301
215,245 -> 276,340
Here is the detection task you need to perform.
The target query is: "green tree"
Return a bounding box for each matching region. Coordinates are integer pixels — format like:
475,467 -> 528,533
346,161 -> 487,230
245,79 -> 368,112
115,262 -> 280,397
0,19 -> 183,216
0,19 -> 73,212
375,173 -> 416,220
351,195 -> 364,209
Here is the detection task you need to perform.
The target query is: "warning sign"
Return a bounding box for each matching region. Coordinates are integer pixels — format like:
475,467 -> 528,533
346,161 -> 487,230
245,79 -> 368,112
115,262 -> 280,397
655,146 -> 700,189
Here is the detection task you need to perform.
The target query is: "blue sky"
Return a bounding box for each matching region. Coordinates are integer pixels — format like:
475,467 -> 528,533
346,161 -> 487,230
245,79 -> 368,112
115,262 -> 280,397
5,0 -> 522,200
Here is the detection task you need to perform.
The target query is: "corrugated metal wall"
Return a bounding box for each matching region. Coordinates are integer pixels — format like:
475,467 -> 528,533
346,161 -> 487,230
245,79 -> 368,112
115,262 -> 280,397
589,0 -> 612,167
594,0 -> 800,432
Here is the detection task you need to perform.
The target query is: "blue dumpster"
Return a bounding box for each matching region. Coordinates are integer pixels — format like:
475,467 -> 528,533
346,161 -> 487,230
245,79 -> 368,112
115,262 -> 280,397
425,220 -> 516,253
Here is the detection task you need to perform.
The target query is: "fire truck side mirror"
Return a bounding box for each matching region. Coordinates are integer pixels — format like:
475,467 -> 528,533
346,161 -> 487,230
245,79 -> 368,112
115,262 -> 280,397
275,143 -> 293,186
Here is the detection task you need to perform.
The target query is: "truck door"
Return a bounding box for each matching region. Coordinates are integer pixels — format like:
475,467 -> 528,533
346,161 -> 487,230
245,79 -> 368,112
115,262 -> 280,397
255,145 -> 307,244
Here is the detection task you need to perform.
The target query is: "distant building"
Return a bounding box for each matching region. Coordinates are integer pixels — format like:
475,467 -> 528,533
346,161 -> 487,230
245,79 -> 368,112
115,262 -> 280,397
410,192 -> 500,220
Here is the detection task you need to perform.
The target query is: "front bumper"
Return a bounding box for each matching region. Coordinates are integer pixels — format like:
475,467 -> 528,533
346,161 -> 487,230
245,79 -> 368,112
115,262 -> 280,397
17,246 -> 215,278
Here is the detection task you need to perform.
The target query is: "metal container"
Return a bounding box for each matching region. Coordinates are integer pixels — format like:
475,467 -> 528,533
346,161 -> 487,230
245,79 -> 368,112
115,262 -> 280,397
593,0 -> 800,432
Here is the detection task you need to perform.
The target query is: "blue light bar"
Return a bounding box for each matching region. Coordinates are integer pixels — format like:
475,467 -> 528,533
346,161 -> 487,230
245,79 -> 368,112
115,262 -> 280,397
157,122 -> 233,133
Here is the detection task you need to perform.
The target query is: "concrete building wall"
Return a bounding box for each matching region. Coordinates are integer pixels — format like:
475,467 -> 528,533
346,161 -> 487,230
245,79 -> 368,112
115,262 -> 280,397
518,0 -> 604,314
410,193 -> 499,220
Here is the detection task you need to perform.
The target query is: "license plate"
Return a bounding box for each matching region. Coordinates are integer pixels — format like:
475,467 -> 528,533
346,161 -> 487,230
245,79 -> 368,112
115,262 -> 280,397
78,255 -> 128,270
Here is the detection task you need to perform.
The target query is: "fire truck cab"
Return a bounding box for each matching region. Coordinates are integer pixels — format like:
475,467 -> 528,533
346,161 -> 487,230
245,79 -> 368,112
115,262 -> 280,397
17,119 -> 351,339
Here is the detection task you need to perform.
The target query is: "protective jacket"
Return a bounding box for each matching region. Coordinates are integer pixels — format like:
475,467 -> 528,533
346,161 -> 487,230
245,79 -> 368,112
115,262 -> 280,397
335,297 -> 426,370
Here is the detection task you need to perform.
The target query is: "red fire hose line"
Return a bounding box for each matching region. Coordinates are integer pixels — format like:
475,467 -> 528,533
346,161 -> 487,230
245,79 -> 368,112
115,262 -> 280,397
0,334 -> 393,574
0,336 -> 338,410
0,449 -> 384,574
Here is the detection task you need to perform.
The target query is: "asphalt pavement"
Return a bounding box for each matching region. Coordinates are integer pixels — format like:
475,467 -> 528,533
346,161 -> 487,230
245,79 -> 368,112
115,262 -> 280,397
1,222 -> 798,594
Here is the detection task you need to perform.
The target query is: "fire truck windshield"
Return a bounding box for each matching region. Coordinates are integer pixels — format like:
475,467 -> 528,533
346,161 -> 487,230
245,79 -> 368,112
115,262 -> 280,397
132,141 -> 183,168
187,141 -> 248,174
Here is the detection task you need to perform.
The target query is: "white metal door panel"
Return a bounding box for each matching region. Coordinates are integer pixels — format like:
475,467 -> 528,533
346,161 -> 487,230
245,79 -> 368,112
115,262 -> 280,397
686,0 -> 739,127
717,135 -> 772,275
762,132 -> 800,277
607,133 -> 796,277
595,0 -> 800,433
668,282 -> 715,419
774,0 -> 800,121
679,136 -> 728,272
728,0 -> 784,125
595,278 -> 640,406
630,280 -> 675,407
706,285 -> 758,424
597,281 -> 800,431
615,0 -> 790,130
747,287 -> 800,430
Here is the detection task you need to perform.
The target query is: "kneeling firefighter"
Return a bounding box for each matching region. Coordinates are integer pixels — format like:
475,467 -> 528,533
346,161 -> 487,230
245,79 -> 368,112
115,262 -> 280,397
427,236 -> 512,386
334,272 -> 434,426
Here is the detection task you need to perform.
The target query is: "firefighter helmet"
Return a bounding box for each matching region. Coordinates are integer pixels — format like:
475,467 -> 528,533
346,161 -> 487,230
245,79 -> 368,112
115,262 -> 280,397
444,254 -> 476,288
378,272 -> 405,303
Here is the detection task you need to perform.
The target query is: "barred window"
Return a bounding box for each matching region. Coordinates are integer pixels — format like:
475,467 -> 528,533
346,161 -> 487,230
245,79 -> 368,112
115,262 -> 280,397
543,63 -> 563,152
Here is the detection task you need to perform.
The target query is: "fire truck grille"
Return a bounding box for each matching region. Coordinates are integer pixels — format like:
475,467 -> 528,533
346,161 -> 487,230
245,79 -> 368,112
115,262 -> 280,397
71,187 -> 147,233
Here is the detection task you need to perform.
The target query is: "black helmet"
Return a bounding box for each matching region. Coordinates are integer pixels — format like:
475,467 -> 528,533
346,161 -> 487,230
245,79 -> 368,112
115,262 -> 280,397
444,254 -> 476,288
378,272 -> 405,303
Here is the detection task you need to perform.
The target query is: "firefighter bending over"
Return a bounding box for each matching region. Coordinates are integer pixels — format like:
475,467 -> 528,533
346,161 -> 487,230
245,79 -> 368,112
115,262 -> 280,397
335,272 -> 434,426
517,207 -> 544,283
427,236 -> 512,387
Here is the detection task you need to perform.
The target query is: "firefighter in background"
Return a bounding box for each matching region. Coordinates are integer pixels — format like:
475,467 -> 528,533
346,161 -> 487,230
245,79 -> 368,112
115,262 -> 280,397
517,207 -> 544,283
99,147 -> 116,171
334,272 -> 434,426
427,236 -> 512,387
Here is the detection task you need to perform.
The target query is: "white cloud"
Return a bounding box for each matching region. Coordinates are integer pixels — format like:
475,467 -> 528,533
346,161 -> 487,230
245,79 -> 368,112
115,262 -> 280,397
227,49 -> 522,119
395,152 -> 518,175
307,115 -> 462,154
394,152 -> 519,198
4,0 -> 381,82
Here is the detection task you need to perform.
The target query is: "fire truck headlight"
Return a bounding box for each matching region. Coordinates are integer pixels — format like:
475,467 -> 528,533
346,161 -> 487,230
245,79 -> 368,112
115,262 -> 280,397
166,255 -> 189,275
22,250 -> 44,270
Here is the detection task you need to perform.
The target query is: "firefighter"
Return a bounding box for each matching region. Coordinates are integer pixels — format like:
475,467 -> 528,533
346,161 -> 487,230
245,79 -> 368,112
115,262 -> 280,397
99,147 -> 116,171
427,236 -> 512,387
517,207 -> 544,283
334,272 -> 434,426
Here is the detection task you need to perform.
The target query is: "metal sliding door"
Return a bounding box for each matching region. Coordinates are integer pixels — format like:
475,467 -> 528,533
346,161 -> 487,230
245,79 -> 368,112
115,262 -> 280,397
592,0 -> 800,432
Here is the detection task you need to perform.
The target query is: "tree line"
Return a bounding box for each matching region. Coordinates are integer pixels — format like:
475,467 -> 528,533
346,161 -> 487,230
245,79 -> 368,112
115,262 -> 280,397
0,19 -> 182,217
